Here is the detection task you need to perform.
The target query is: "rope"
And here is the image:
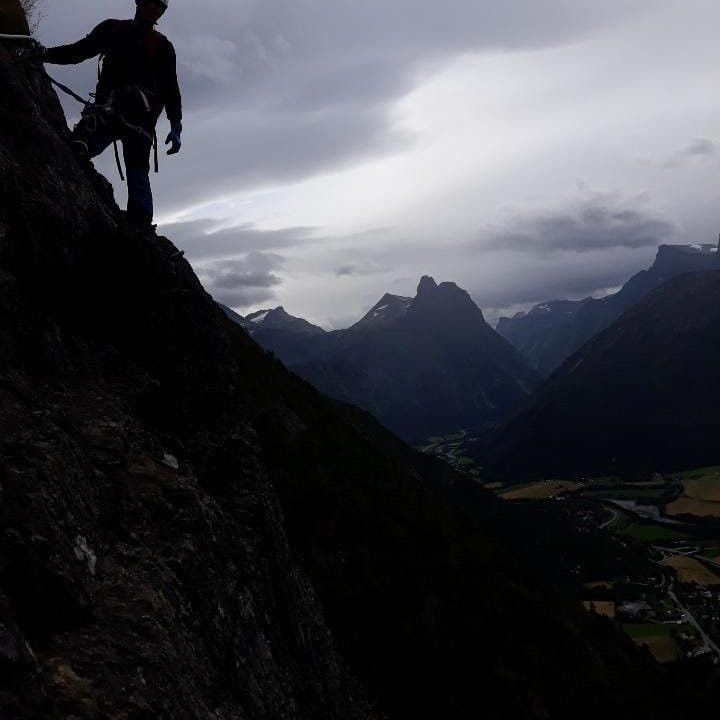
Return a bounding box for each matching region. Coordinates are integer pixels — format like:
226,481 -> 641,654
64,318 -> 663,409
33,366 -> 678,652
44,72 -> 94,107
0,33 -> 37,42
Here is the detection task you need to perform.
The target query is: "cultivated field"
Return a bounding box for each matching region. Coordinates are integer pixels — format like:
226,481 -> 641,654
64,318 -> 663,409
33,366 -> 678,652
666,497 -> 720,517
665,470 -> 720,518
499,481 -> 581,500
700,545 -> 720,560
663,556 -> 720,586
624,523 -> 687,542
623,624 -> 679,663
685,477 -> 720,502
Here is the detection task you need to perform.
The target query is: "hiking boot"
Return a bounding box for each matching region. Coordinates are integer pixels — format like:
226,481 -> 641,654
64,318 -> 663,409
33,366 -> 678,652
127,214 -> 156,235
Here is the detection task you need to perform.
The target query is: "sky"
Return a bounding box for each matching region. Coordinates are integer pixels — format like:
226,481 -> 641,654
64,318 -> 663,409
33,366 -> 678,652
37,0 -> 720,328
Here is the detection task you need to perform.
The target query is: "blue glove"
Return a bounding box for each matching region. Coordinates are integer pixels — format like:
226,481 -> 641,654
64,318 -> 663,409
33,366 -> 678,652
165,124 -> 182,155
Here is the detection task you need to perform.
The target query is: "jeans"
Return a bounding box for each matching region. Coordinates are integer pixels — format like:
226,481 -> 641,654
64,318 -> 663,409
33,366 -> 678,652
73,112 -> 154,228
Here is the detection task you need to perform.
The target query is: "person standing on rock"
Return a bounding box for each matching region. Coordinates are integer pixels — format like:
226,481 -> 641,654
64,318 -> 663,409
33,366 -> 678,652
40,0 -> 182,231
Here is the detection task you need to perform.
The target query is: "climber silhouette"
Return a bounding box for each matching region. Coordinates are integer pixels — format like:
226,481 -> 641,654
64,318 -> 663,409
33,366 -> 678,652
41,0 -> 182,231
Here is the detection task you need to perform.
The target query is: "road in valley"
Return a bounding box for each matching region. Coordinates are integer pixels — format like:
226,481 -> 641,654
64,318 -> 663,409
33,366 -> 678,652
666,578 -> 720,659
600,505 -> 619,530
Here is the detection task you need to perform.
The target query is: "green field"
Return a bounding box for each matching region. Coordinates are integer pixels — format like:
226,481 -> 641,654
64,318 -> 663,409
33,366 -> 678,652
668,465 -> 720,481
425,434 -> 465,445
622,623 -> 672,639
499,481 -> 581,500
622,524 -> 688,542
621,623 -> 680,662
583,488 -> 670,500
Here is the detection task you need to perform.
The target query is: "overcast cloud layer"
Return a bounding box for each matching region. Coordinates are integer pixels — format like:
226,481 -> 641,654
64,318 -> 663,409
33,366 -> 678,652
39,0 -> 720,327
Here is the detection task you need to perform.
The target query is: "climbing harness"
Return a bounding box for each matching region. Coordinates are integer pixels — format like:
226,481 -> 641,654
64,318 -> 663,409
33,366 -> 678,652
4,34 -> 159,180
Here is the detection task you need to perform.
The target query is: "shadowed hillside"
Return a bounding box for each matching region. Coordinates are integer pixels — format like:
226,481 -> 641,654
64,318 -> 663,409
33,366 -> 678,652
488,271 -> 720,479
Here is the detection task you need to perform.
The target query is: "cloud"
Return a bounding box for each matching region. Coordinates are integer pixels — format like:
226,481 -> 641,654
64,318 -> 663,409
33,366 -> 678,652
40,0 -> 660,210
175,35 -> 239,86
158,218 -> 317,260
683,138 -> 718,157
659,137 -> 720,170
197,251 -> 284,307
481,191 -> 677,255
334,260 -> 386,277
459,243 -> 661,328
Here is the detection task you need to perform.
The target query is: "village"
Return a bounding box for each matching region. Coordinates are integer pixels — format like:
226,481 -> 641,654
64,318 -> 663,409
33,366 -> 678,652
427,453 -> 720,665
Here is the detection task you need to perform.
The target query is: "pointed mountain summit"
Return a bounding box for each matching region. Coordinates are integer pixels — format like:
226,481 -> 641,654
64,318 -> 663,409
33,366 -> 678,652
246,277 -> 540,442
497,241 -> 720,375
244,306 -> 325,335
350,293 -> 413,332
416,274 -> 438,294
226,305 -> 327,365
409,276 -> 487,324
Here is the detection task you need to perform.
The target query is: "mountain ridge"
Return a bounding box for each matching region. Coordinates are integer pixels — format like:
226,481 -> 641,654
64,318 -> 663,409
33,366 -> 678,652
497,242 -> 720,376
229,275 -> 540,442
487,269 -> 720,479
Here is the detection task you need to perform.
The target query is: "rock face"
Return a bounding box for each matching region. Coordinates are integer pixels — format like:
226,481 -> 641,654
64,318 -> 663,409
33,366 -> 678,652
0,37 -> 369,720
488,270 -> 720,479
0,0 -> 30,35
497,243 -> 720,376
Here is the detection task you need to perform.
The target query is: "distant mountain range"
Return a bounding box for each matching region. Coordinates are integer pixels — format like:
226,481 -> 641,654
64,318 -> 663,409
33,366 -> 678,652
497,243 -> 720,376
487,269 -> 720,479
223,276 -> 539,442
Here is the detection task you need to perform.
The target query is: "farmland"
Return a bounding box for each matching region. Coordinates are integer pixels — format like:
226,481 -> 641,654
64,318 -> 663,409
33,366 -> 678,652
623,524 -> 688,542
662,556 -> 720,586
666,467 -> 720,518
480,464 -> 720,663
666,498 -> 720,518
622,624 -> 680,662
499,481 -> 581,500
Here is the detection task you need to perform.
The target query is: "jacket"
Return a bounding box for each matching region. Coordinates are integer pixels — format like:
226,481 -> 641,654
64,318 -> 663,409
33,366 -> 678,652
44,19 -> 182,128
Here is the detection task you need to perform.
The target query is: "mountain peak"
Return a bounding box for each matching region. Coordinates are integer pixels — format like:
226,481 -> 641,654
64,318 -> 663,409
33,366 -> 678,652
238,307 -> 325,336
417,276 -> 438,295
351,293 -> 413,330
409,276 -> 484,322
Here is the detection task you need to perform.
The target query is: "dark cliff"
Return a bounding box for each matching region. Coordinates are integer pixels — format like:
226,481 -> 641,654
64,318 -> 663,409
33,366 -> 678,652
0,33 -> 371,720
2,24 -> 720,720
